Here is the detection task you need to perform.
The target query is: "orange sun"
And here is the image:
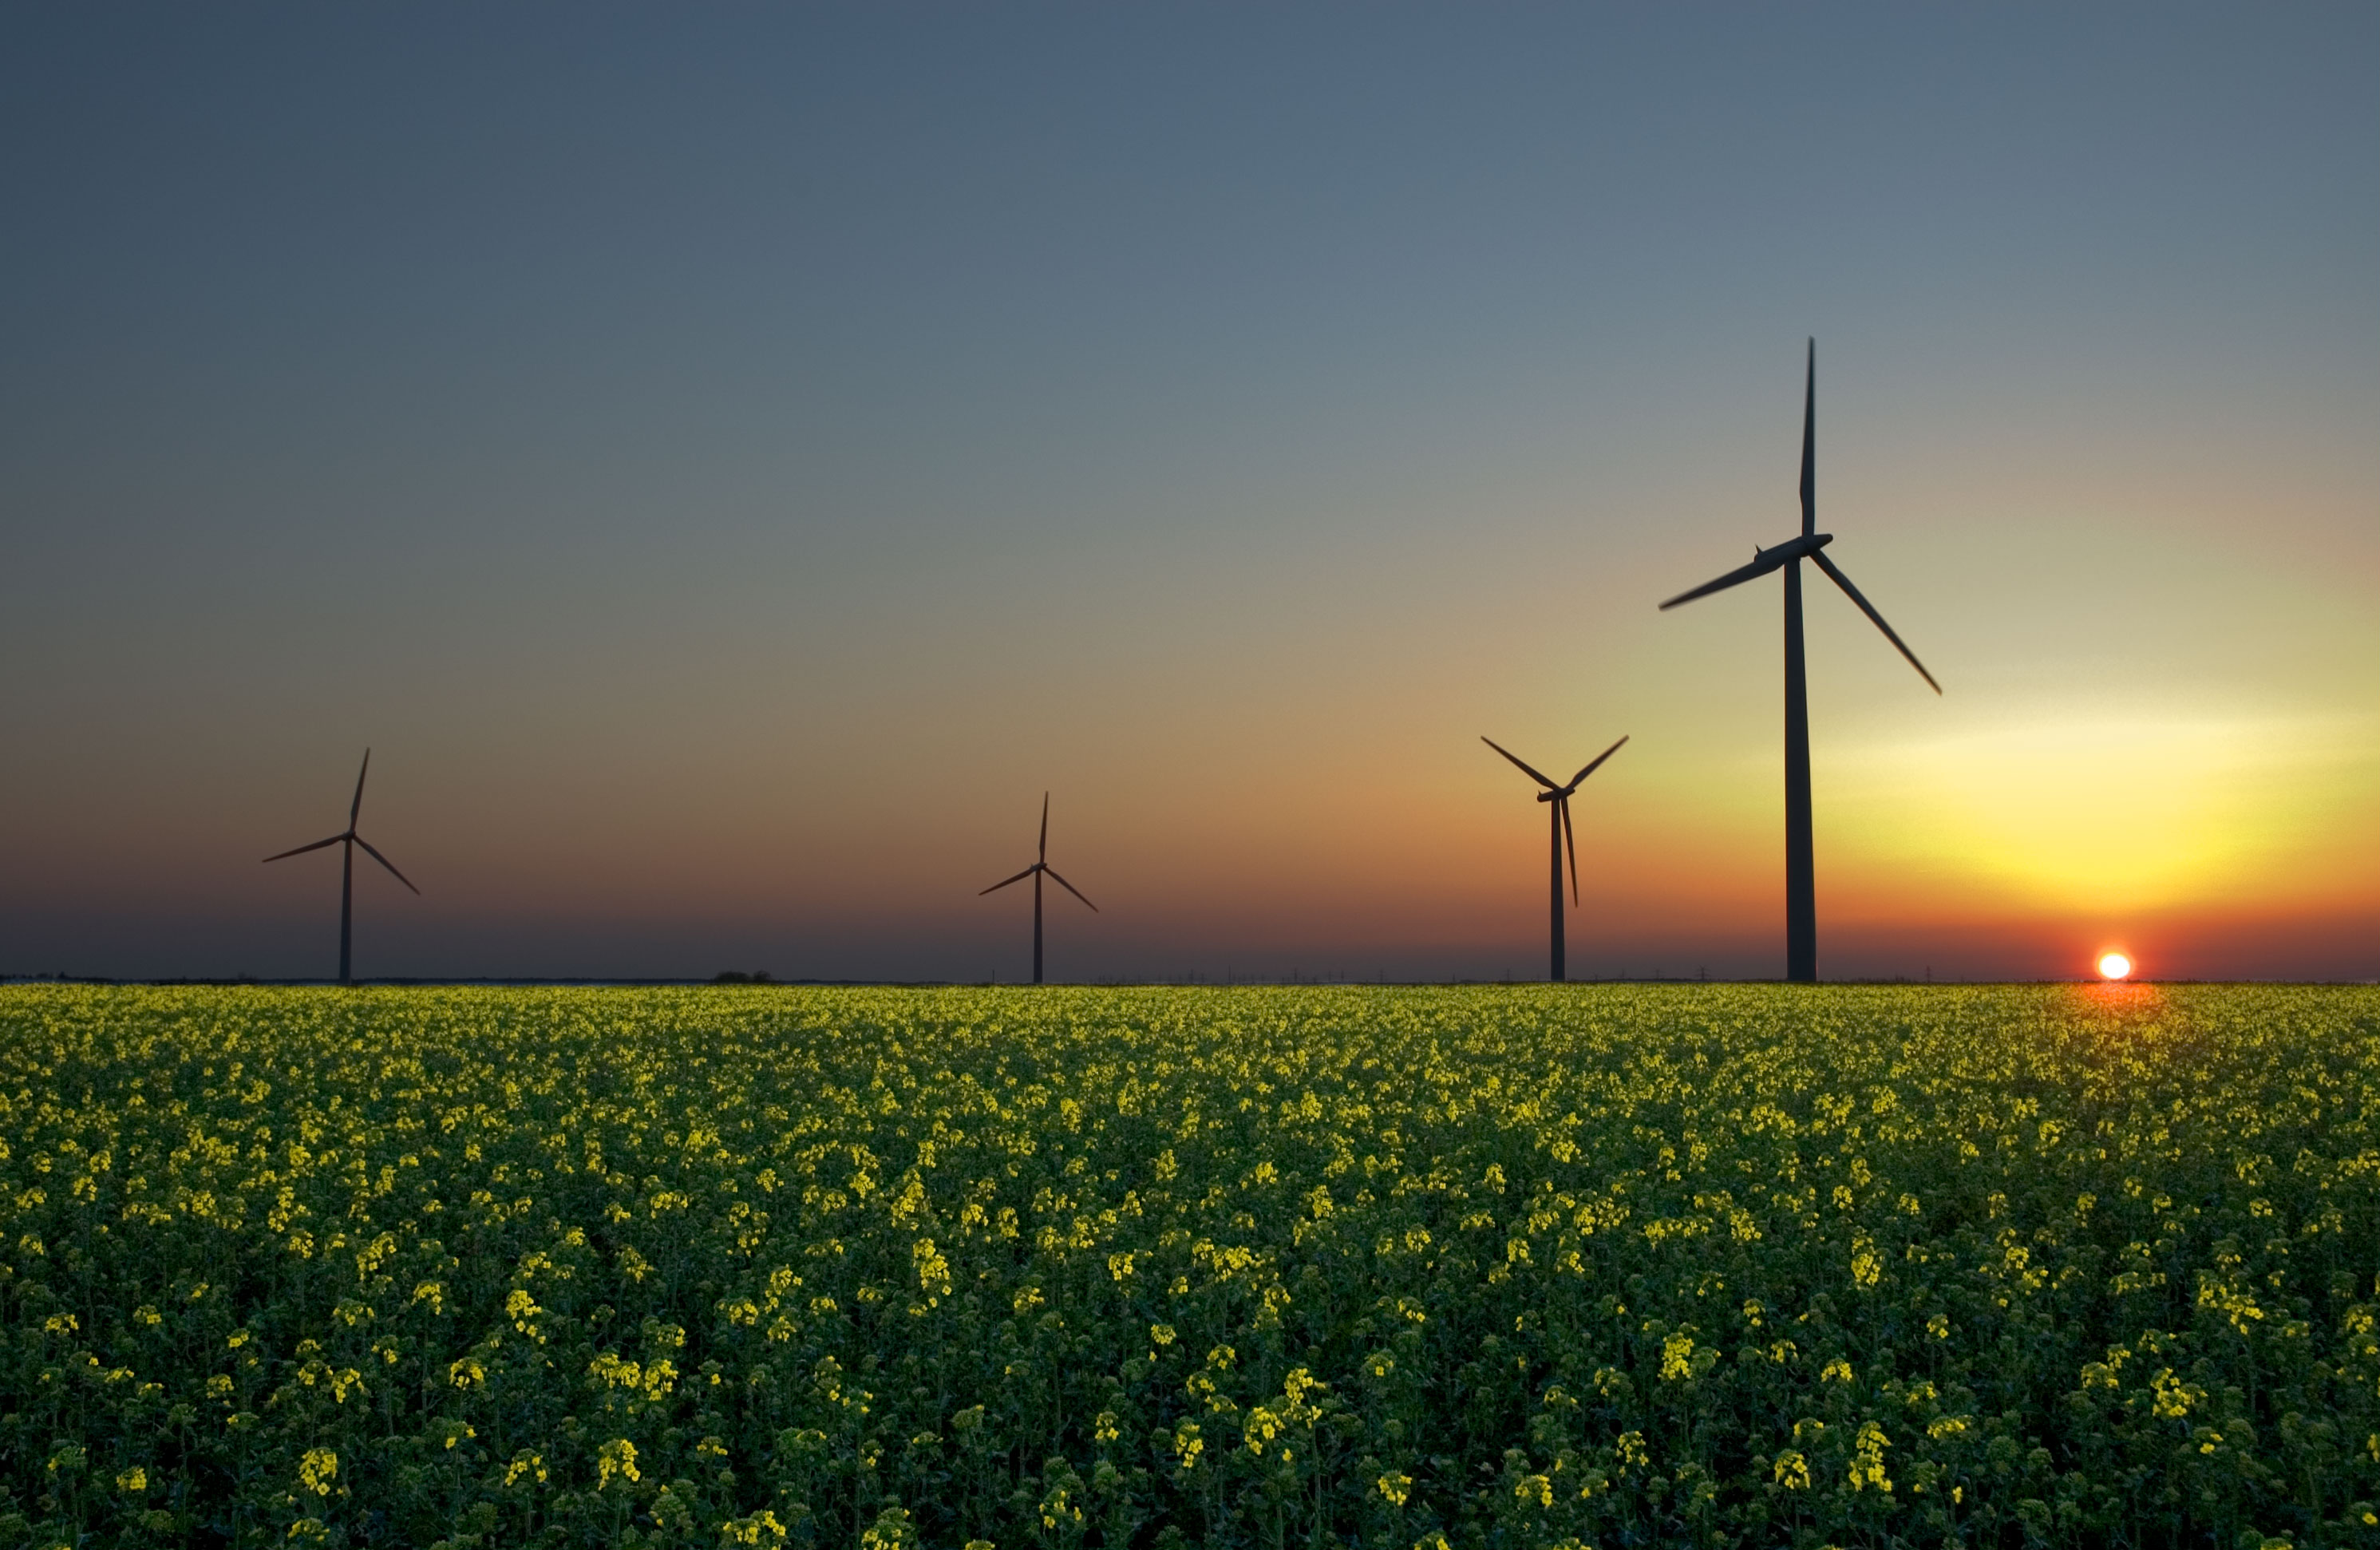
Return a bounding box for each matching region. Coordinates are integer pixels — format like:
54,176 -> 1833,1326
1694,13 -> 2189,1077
2097,951 -> 2133,981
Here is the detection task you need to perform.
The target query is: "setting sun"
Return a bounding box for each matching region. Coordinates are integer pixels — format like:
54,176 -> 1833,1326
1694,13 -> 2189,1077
2097,951 -> 2133,980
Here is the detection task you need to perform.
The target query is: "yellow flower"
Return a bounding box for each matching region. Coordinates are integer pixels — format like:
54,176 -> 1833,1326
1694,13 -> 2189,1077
1847,1422 -> 1892,1493
296,1449 -> 338,1497
596,1437 -> 639,1489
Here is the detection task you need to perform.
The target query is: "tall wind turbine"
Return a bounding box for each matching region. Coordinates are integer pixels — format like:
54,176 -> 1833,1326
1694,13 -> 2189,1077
1481,734 -> 1627,982
978,793 -> 1097,984
263,749 -> 419,985
1658,340 -> 1939,983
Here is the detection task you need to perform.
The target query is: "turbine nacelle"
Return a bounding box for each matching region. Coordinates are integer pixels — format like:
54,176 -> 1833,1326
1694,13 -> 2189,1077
1660,531 -> 1844,613
1763,532 -> 1832,560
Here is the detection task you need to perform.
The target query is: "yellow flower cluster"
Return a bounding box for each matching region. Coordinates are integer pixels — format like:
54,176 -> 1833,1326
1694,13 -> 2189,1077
1,981 -> 2375,1544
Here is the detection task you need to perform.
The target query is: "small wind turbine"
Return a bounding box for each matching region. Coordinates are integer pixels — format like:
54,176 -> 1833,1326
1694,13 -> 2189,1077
1481,734 -> 1627,982
263,749 -> 419,985
1658,339 -> 1939,983
978,793 -> 1096,985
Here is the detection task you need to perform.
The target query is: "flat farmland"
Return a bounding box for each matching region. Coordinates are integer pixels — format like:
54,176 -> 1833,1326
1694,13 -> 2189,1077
2,984 -> 2375,1548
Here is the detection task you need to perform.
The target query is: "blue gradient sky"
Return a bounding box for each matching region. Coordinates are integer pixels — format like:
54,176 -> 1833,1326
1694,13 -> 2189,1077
4,5 -> 2375,981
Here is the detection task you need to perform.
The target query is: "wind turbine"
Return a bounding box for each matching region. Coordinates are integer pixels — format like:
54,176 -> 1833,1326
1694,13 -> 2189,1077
1658,340 -> 1939,983
1481,734 -> 1627,982
978,793 -> 1096,984
262,749 -> 419,985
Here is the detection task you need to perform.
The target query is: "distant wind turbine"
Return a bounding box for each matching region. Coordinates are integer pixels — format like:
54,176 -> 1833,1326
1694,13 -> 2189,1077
1481,734 -> 1627,982
262,749 -> 419,985
979,793 -> 1097,985
1658,339 -> 1939,983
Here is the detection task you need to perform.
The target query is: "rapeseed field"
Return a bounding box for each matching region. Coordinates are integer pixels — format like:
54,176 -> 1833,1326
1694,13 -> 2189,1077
2,983 -> 2375,1548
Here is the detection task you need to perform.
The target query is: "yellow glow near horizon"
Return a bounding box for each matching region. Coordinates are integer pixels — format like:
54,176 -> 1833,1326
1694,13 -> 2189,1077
1824,707 -> 2380,914
2097,951 -> 2132,980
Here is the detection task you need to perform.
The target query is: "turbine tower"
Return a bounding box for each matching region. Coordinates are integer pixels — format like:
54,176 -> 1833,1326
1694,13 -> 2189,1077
979,793 -> 1097,984
1481,735 -> 1627,982
263,749 -> 419,985
1658,340 -> 1938,983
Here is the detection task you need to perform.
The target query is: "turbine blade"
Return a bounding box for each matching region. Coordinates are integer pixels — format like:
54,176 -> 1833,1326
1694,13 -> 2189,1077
1559,796 -> 1579,907
1809,549 -> 1941,693
1563,733 -> 1630,790
1479,736 -> 1560,791
979,864 -> 1038,896
1658,548 -> 1788,609
350,749 -> 371,826
352,835 -> 421,895
1038,793 -> 1049,863
262,834 -> 346,864
1800,338 -> 1816,537
1044,867 -> 1098,912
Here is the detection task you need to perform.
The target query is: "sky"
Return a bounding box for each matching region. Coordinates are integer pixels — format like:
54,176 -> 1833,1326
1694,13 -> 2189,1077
3,3 -> 2374,983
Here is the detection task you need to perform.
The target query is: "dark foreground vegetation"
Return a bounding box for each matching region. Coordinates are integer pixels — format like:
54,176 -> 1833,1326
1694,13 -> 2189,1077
2,983 -> 2374,1548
